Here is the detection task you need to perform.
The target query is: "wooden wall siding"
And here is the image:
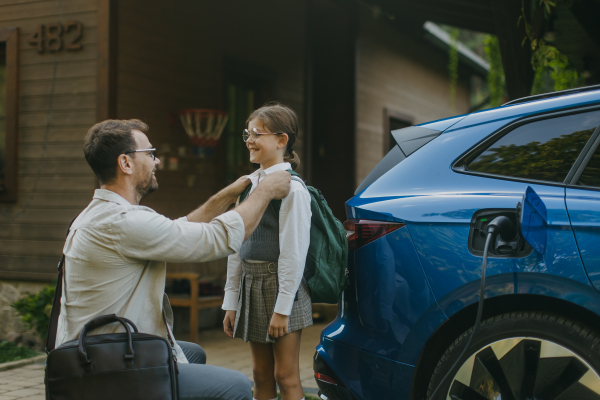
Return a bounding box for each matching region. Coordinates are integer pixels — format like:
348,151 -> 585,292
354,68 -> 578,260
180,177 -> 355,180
355,10 -> 471,186
0,0 -> 99,281
116,0 -> 307,220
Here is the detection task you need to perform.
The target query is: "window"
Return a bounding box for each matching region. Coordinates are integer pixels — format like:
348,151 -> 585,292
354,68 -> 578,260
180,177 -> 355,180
0,27 -> 17,202
384,109 -> 413,153
467,110 -> 600,183
577,145 -> 600,188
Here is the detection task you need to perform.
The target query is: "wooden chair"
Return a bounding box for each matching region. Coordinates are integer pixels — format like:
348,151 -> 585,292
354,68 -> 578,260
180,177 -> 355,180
166,260 -> 226,343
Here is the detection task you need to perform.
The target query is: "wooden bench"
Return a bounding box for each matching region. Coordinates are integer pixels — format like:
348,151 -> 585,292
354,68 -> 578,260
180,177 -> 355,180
166,272 -> 223,343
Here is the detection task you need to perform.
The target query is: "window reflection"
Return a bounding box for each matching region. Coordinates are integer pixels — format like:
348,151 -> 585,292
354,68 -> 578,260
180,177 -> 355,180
467,111 -> 600,183
578,146 -> 600,188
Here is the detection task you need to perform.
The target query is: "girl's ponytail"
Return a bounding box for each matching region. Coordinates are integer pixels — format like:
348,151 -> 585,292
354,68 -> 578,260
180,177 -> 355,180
284,149 -> 300,170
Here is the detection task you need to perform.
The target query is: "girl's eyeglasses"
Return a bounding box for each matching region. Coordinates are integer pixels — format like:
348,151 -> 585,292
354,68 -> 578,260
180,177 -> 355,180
124,148 -> 157,160
242,128 -> 282,142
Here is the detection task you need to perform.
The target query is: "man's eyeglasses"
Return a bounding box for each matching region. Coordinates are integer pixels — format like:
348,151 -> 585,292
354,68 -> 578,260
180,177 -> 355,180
124,148 -> 157,160
242,128 -> 283,142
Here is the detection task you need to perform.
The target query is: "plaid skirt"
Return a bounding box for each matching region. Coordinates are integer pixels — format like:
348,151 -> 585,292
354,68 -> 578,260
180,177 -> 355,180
233,260 -> 313,343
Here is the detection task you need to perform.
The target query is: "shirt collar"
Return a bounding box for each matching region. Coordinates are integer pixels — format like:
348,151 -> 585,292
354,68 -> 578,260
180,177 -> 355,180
92,189 -> 132,206
257,162 -> 291,177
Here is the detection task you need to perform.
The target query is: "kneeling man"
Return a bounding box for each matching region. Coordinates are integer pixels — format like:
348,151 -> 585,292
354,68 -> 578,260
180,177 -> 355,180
55,119 -> 291,400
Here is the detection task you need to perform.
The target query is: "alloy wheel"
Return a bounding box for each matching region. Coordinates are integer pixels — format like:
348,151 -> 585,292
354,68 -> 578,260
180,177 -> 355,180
447,337 -> 600,400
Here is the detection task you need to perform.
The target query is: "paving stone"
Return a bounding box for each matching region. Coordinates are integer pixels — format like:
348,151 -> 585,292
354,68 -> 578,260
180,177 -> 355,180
2,388 -> 43,397
0,395 -> 19,400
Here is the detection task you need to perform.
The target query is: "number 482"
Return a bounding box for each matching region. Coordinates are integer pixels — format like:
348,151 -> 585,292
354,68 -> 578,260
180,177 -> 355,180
28,22 -> 83,53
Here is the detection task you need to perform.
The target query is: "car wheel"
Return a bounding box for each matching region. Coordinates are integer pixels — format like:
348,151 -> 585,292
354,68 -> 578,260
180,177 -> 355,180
426,311 -> 600,400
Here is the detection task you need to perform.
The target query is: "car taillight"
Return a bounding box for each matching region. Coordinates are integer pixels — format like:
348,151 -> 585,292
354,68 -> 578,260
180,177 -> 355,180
344,219 -> 405,251
314,372 -> 337,385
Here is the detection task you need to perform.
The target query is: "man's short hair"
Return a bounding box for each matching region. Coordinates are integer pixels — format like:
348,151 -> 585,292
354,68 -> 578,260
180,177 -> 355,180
83,119 -> 149,184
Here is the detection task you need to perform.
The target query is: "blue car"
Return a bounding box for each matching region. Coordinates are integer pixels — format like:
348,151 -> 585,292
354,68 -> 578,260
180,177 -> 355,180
314,85 -> 600,400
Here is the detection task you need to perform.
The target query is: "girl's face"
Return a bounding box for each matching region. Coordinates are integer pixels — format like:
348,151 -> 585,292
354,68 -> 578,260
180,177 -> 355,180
246,118 -> 286,169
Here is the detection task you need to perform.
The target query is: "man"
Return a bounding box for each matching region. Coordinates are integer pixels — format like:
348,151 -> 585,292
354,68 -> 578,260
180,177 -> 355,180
55,119 -> 291,400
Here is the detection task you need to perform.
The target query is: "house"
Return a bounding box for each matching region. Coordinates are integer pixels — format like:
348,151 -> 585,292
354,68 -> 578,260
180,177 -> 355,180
0,0 -> 485,340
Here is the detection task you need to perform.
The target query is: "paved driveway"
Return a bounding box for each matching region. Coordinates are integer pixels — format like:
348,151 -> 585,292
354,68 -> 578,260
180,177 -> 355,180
0,322 -> 327,399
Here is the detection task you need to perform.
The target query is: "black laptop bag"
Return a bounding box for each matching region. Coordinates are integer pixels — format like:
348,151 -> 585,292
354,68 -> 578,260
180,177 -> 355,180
45,314 -> 178,400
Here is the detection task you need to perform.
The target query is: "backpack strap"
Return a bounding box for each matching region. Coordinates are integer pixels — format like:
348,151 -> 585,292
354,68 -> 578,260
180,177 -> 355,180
238,170 -> 303,213
270,170 -> 305,214
238,182 -> 252,204
46,214 -> 80,354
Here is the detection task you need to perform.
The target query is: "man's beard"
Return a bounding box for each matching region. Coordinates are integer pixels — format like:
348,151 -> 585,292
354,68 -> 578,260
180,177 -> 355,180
136,175 -> 158,200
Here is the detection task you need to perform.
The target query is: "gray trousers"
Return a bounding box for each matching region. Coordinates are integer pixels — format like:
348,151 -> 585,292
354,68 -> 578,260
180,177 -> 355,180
177,341 -> 252,400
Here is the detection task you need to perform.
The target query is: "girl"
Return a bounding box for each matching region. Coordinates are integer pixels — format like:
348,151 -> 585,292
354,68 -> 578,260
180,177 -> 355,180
222,102 -> 312,400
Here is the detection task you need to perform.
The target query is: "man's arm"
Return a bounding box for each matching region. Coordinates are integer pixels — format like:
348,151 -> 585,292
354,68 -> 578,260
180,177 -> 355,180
187,175 -> 250,223
234,171 -> 291,240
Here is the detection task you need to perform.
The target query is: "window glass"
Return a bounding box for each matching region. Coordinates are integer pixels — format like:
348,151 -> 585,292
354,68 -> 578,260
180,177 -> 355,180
0,42 -> 6,192
577,145 -> 600,188
467,110 -> 600,183
387,117 -> 411,152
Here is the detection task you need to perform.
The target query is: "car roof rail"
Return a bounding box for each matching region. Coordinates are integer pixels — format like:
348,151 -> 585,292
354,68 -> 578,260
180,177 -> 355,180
503,84 -> 600,106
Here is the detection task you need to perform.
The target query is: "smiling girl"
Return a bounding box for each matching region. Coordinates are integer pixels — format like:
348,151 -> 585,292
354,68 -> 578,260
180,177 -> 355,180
222,102 -> 312,400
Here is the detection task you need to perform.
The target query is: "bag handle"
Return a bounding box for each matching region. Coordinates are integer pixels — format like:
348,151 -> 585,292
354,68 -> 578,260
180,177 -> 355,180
77,314 -> 137,365
45,214 -> 80,354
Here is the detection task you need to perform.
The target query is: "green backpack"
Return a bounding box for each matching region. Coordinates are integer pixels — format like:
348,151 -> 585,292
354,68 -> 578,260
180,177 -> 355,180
239,170 -> 348,304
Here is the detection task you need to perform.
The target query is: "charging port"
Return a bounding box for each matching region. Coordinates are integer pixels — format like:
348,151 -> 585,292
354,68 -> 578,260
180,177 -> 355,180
468,209 -> 532,258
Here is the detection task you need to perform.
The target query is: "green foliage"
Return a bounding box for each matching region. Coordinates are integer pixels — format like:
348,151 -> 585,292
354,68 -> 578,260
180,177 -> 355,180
484,35 -> 506,107
11,284 -> 55,340
468,129 -> 593,182
0,341 -> 39,364
448,28 -> 460,111
531,42 -> 582,91
521,0 -> 583,94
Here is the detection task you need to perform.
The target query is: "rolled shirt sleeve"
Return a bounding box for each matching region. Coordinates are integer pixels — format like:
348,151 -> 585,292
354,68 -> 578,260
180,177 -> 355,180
112,208 -> 245,263
273,181 -> 312,316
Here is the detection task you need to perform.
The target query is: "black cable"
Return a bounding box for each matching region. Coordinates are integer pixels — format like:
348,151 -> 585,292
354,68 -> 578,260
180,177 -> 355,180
429,230 -> 494,399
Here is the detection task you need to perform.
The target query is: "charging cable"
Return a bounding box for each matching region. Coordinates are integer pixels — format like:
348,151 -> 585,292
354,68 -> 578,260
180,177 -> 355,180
429,216 -> 515,399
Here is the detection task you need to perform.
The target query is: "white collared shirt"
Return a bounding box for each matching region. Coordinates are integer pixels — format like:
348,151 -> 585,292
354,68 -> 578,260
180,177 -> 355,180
56,189 -> 245,363
222,162 -> 312,316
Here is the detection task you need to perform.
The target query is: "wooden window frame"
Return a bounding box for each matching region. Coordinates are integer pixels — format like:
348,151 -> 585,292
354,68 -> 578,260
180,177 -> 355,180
383,108 -> 413,155
0,27 -> 18,203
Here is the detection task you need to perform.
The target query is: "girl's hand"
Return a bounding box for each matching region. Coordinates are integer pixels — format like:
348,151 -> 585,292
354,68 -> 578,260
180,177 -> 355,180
223,310 -> 236,338
269,312 -> 289,339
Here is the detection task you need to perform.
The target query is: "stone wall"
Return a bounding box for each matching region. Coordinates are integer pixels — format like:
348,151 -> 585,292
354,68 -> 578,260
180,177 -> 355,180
0,280 -> 51,348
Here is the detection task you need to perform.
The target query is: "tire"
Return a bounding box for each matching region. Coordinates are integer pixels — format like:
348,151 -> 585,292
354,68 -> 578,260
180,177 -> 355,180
426,311 -> 600,400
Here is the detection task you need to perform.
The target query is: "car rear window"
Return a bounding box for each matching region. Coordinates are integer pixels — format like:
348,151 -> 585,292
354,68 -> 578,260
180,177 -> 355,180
467,110 -> 600,183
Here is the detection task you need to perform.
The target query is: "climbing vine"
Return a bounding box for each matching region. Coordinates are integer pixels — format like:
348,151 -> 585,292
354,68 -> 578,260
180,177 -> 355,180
484,35 -> 506,107
520,0 -> 582,93
448,28 -> 460,111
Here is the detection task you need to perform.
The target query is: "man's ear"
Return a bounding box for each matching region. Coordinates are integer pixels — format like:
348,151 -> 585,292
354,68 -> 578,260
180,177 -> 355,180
117,154 -> 134,176
277,133 -> 289,150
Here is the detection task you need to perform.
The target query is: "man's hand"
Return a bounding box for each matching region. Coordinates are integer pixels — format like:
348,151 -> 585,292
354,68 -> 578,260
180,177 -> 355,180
234,171 -> 291,240
268,312 -> 289,339
225,175 -> 251,203
258,170 -> 291,200
223,310 -> 236,338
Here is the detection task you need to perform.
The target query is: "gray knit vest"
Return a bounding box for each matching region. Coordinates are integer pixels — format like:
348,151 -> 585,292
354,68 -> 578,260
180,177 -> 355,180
240,203 -> 279,262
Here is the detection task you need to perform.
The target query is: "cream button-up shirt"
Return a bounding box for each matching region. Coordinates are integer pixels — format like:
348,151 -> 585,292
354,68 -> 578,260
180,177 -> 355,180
56,189 -> 245,363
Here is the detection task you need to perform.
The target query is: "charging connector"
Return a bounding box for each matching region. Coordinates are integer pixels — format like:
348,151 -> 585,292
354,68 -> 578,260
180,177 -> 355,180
429,216 -> 516,399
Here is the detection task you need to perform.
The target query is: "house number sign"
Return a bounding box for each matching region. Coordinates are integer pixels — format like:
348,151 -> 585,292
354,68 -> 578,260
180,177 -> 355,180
28,22 -> 83,53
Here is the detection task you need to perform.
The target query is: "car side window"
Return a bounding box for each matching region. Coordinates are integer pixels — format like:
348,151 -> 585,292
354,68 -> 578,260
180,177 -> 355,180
467,110 -> 600,183
577,145 -> 600,188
